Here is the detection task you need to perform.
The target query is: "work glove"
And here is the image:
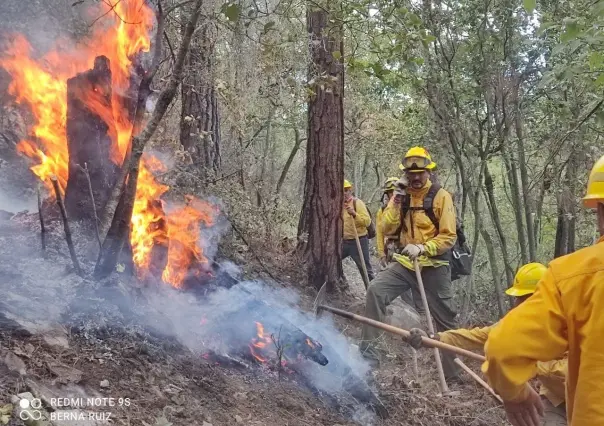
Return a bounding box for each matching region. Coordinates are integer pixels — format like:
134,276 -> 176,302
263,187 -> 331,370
407,328 -> 439,350
402,244 -> 425,260
393,177 -> 409,197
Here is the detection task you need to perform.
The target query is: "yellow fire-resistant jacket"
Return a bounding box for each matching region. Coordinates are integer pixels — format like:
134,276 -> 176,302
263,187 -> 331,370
482,236 -> 604,425
376,207 -> 385,258
342,197 -> 371,240
439,325 -> 567,406
381,180 -> 457,270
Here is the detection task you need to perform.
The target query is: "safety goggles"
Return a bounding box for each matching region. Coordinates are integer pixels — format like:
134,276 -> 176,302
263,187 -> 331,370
401,155 -> 431,170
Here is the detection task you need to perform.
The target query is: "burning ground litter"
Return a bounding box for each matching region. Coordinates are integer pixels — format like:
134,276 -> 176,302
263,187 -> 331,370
0,209 -> 508,426
0,212 -> 385,424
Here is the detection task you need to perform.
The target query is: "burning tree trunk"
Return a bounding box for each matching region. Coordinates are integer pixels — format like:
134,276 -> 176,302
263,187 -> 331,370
95,0 -> 205,278
180,20 -> 221,177
297,3 -> 345,290
64,56 -> 119,221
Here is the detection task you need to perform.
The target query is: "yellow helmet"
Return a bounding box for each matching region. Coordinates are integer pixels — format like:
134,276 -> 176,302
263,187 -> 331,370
583,154 -> 604,208
383,177 -> 399,192
399,146 -> 437,172
505,262 -> 547,297
344,179 -> 353,189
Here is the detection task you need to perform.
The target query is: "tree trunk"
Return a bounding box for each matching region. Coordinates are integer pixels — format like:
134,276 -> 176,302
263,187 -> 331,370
180,20 -> 221,177
95,0 -> 204,278
483,164 -> 514,285
276,125 -> 304,194
554,201 -> 569,258
257,107 -> 275,207
64,56 -> 119,222
502,146 -> 528,264
514,111 -> 536,261
554,151 -> 578,258
566,150 -> 578,254
297,3 -> 345,290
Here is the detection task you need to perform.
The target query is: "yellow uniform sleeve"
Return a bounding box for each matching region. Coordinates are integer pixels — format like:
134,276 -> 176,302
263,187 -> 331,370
482,267 -> 568,402
376,208 -> 385,258
353,199 -> 371,228
381,198 -> 402,236
536,358 -> 567,407
438,325 -> 493,351
423,190 -> 457,257
537,358 -> 567,379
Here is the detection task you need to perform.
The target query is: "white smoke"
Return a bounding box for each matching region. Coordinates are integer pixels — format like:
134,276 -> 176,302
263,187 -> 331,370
0,188 -> 37,213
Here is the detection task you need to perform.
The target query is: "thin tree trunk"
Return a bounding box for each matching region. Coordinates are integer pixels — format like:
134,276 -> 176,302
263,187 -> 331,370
483,164 -> 514,285
257,107 -> 275,206
276,126 -> 304,194
514,110 -> 536,261
566,150 -> 578,253
554,200 -> 569,258
297,2 -> 345,290
479,220 -> 506,318
502,146 -> 528,264
533,166 -> 550,248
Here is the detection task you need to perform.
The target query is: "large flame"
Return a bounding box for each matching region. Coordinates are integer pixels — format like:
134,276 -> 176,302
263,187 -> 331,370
0,0 -> 214,287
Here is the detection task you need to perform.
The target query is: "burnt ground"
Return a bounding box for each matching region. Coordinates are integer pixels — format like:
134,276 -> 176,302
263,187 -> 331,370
0,212 -> 508,426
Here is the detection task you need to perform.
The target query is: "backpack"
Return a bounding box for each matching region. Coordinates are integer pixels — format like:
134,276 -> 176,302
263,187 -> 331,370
353,199 -> 376,239
398,184 -> 472,281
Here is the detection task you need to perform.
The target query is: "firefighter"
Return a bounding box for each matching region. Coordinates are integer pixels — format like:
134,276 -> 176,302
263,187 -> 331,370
481,154 -> 604,426
342,179 -> 375,288
407,263 -> 567,425
377,177 -> 414,306
376,177 -> 399,269
359,147 -> 461,383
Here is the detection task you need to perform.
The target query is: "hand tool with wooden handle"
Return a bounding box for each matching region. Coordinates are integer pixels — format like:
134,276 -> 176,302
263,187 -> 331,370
413,259 -> 448,394
315,304 -> 485,362
350,212 -> 370,289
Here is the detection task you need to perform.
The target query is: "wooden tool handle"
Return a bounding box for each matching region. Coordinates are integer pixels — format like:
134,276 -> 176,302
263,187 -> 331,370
454,358 -> 503,403
414,259 -> 448,393
317,304 -> 486,362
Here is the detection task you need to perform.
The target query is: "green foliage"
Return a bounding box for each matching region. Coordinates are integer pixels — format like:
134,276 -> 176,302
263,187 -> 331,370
221,2 -> 242,22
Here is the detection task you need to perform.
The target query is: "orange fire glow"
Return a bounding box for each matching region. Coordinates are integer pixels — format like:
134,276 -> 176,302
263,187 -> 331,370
249,322 -> 274,363
1,0 -> 215,287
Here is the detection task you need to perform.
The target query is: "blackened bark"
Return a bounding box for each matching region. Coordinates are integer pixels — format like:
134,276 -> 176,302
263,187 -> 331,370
64,56 -> 119,222
297,5 -> 345,290
95,0 -> 204,278
180,20 -> 221,176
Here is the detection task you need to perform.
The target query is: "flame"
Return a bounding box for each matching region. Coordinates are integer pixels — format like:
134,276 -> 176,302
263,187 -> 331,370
1,0 -> 215,287
162,197 -> 214,287
249,322 -> 274,363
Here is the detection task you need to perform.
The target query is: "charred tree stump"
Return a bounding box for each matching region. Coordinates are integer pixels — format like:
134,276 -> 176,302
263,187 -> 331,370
64,56 -> 119,224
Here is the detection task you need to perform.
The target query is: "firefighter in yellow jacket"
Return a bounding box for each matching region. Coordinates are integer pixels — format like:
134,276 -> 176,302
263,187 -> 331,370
376,177 -> 414,306
408,263 -> 567,425
342,180 -> 375,288
376,177 -> 399,268
360,147 -> 460,382
481,154 -> 604,426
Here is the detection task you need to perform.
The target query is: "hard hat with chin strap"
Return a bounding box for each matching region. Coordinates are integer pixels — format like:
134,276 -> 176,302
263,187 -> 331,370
505,262 -> 547,297
344,179 -> 353,189
583,154 -> 604,208
399,146 -> 437,172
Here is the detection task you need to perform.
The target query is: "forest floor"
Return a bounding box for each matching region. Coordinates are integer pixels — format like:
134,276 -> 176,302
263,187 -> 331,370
0,207 -> 508,426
